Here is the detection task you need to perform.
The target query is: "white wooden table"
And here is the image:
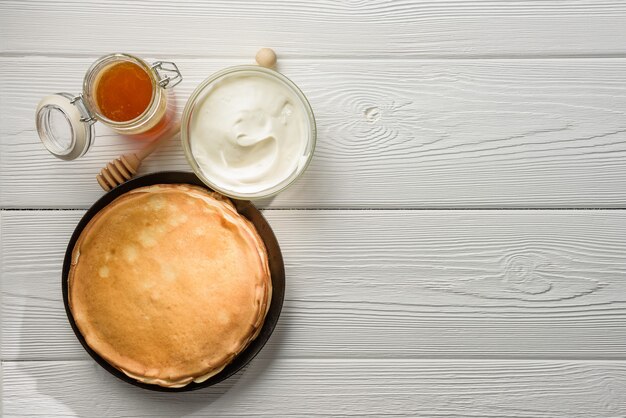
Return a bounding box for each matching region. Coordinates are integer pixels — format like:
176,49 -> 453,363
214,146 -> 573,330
2,1 -> 626,416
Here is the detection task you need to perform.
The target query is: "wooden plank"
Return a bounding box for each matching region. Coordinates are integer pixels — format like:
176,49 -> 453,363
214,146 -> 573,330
3,57 -> 626,208
3,210 -> 626,361
1,1 -> 626,58
2,359 -> 626,417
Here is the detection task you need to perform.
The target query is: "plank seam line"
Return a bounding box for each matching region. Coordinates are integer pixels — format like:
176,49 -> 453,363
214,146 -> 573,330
4,358 -> 626,364
5,52 -> 626,60
2,207 -> 626,212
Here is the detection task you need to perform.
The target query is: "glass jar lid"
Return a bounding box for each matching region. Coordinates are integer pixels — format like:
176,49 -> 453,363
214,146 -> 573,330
35,93 -> 95,160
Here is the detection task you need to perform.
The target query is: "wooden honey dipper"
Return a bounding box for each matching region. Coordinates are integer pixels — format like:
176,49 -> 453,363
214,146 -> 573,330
96,122 -> 180,191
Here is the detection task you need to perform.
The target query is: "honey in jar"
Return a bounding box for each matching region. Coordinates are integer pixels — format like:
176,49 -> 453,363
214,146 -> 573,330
94,61 -> 154,122
84,54 -> 180,141
35,53 -> 182,160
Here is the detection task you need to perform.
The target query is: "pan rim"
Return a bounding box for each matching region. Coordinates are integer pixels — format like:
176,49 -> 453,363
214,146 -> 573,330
61,171 -> 285,392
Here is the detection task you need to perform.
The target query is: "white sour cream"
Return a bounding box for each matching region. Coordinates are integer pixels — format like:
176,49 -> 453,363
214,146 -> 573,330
189,71 -> 311,196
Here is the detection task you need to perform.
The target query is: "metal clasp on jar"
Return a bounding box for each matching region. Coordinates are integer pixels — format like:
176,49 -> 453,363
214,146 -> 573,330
69,93 -> 97,124
151,61 -> 183,89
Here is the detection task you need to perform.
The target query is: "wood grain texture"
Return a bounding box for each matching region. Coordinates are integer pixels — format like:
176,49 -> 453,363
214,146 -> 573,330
3,57 -> 626,208
2,0 -> 626,58
3,1 -> 626,415
2,359 -> 626,417
3,210 -> 626,361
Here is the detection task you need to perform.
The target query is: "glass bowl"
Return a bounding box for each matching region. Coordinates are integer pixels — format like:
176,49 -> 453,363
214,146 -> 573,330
181,65 -> 316,200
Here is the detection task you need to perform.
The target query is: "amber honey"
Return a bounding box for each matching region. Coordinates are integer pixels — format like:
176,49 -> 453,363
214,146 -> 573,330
95,61 -> 153,122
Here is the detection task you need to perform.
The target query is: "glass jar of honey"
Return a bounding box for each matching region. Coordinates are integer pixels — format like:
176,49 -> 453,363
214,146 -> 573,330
36,53 -> 182,160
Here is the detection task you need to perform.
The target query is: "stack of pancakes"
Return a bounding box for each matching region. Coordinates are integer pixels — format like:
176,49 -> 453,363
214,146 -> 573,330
68,184 -> 271,387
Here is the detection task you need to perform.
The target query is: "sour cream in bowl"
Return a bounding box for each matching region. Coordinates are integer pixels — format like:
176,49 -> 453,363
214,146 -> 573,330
182,66 -> 316,199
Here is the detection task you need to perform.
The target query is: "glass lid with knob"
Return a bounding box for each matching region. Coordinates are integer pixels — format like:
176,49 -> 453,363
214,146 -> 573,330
181,48 -> 316,199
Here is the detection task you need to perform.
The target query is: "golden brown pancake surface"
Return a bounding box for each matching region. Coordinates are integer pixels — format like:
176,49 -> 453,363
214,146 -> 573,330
69,184 -> 271,387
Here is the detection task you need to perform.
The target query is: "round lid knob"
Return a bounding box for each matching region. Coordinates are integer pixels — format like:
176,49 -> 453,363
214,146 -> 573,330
35,93 -> 95,160
255,48 -> 277,68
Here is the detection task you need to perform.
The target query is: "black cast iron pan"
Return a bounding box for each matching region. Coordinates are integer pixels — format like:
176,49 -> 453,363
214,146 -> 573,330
62,171 -> 285,392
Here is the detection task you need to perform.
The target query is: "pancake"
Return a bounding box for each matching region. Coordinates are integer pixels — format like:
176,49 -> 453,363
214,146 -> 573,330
68,184 -> 271,387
